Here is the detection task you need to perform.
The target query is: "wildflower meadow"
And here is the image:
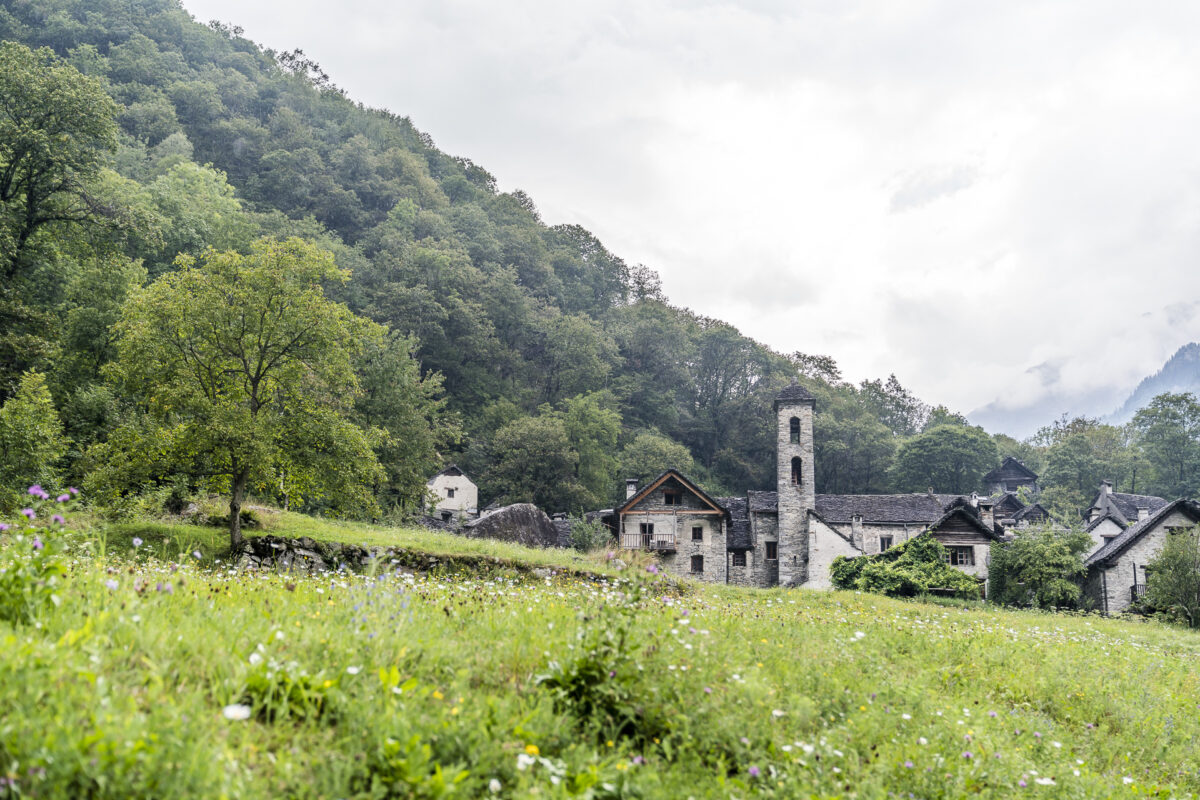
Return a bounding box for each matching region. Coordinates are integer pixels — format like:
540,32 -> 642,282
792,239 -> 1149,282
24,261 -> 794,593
1,492 -> 1199,798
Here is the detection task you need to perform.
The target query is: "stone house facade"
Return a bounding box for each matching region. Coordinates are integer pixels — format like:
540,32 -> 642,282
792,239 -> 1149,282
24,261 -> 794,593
613,382 -> 1008,591
1084,499 -> 1200,614
426,465 -> 478,519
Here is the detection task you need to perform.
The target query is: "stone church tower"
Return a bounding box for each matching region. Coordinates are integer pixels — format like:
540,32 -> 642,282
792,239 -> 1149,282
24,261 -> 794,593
775,382 -> 816,586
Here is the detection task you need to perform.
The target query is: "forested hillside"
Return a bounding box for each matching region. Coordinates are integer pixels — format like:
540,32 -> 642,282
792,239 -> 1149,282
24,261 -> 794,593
6,0 -> 1200,524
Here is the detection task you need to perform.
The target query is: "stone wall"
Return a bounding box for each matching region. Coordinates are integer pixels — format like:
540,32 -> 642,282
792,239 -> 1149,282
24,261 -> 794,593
623,512 -> 728,584
1085,517 -> 1124,557
806,515 -> 862,589
1091,508 -> 1194,614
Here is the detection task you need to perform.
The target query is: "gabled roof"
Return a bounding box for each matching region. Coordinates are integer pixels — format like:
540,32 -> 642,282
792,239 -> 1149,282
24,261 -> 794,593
428,464 -> 467,482
775,381 -> 816,408
928,497 -> 1005,541
1012,503 -> 1050,523
615,469 -> 726,516
1086,499 -> 1200,567
993,492 -> 1026,515
982,456 -> 1038,485
814,493 -> 962,524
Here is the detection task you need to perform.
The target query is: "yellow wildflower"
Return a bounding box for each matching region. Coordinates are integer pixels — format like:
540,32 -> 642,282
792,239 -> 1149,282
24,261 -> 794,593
525,744 -> 540,756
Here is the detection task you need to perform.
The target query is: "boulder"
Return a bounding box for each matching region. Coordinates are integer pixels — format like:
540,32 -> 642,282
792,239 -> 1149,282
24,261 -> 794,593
462,503 -> 559,548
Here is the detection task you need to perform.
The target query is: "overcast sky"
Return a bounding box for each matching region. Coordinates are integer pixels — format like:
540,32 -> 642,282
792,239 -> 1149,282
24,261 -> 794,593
183,0 -> 1200,435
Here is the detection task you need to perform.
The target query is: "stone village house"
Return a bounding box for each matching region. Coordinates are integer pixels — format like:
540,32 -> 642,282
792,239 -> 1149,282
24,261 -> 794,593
607,383 -> 1038,593
605,382 -> 1196,612
426,465 -> 478,521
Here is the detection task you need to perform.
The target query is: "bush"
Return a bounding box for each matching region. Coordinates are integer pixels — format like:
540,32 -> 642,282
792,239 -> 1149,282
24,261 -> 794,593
830,533 -> 980,599
568,515 -> 612,552
987,524 -> 1091,609
0,486 -> 74,625
1145,525 -> 1200,628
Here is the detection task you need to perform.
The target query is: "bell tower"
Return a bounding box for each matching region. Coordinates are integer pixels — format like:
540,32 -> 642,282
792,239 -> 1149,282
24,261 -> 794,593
775,381 -> 816,586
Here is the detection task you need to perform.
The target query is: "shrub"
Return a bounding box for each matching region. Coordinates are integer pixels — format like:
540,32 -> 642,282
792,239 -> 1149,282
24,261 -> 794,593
568,515 -> 612,552
1145,525 -> 1200,628
0,485 -> 74,625
536,566 -> 673,748
240,658 -> 337,722
830,533 -> 980,599
987,524 -> 1091,609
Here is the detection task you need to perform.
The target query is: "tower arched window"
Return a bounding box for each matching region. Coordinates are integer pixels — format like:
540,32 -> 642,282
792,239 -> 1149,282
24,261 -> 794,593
791,456 -> 803,485
789,417 -> 800,444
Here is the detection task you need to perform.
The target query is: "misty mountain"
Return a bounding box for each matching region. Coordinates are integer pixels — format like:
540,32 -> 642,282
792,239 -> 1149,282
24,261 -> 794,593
1106,343 -> 1200,425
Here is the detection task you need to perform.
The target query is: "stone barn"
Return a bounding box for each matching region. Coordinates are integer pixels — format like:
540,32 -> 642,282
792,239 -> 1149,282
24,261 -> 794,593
426,465 -> 478,520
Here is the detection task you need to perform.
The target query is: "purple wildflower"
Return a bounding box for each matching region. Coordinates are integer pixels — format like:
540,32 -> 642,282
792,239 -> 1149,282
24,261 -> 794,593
57,494 -> 70,503
989,711 -> 997,718
1018,780 -> 1027,787
645,564 -> 659,574
105,579 -> 118,590
704,686 -> 713,694
27,485 -> 48,499
904,761 -> 914,769
748,766 -> 761,778
68,487 -> 78,496
20,508 -> 35,520
962,751 -> 973,759
0,523 -> 9,531
1033,732 -> 1041,738
632,756 -> 645,765
132,537 -> 143,547
51,514 -> 64,525
32,537 -> 43,550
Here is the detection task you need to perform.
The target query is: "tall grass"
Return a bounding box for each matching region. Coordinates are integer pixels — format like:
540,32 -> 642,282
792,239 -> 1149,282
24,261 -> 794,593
2,513 -> 1199,797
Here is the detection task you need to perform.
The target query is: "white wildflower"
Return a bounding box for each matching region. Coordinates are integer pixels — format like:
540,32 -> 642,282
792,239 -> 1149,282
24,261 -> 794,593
222,704 -> 252,721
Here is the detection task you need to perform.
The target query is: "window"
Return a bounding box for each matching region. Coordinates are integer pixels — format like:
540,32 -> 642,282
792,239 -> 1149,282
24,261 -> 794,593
732,551 -> 747,567
879,535 -> 893,552
691,555 -> 704,573
789,417 -> 800,444
765,541 -> 777,560
639,522 -> 654,547
446,488 -> 455,498
440,511 -> 452,522
664,491 -> 680,506
692,526 -> 703,541
942,546 -> 975,567
791,457 -> 803,485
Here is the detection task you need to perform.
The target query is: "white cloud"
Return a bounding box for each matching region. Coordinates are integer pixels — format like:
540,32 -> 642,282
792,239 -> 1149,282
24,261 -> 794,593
183,0 -> 1200,430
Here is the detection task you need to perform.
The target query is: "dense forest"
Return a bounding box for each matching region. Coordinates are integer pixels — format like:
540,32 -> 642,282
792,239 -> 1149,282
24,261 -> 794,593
3,0 -> 1200,526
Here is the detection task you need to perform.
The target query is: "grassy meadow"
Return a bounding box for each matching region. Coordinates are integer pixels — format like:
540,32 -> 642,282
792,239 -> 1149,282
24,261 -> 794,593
2,510 -> 1199,798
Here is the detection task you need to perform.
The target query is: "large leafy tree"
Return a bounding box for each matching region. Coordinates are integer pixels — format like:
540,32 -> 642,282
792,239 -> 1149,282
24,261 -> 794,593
1131,393 -> 1200,499
891,423 -> 998,494
0,41 -> 119,277
97,238 -> 385,547
987,524 -> 1092,609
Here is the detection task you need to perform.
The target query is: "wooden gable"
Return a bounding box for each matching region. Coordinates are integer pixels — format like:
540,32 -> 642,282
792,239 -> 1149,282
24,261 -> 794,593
617,469 -> 725,516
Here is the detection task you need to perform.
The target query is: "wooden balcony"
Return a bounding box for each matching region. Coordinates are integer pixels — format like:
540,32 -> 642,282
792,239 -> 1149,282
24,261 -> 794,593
620,533 -> 677,553
1131,584 -> 1147,603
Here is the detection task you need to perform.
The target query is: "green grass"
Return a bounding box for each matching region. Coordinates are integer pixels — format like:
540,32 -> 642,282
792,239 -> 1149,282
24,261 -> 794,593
94,508 -> 626,578
3,510 -> 1200,798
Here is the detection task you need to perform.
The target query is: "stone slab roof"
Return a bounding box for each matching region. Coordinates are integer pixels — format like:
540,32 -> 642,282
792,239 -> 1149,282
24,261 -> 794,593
1086,499 -> 1200,567
719,496 -> 753,550
982,456 -> 1038,484
814,493 -> 963,524
1107,492 -> 1169,522
748,490 -> 779,512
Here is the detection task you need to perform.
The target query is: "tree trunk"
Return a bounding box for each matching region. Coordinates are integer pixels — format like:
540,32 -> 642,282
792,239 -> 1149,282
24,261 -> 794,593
229,469 -> 249,550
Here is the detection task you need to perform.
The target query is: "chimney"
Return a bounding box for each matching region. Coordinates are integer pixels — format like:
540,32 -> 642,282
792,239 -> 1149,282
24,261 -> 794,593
978,500 -> 994,529
1100,480 -> 1113,495
1137,505 -> 1150,521
851,514 -> 864,549
625,478 -> 639,500
970,491 -> 980,508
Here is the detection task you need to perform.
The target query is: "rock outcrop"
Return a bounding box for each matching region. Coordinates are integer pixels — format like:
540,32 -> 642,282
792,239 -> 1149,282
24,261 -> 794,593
462,503 -> 558,548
